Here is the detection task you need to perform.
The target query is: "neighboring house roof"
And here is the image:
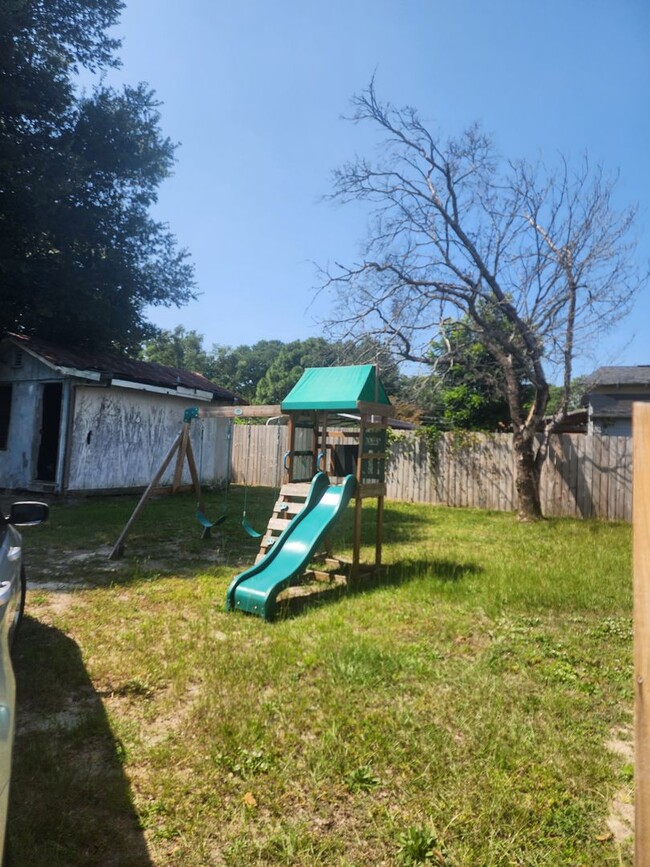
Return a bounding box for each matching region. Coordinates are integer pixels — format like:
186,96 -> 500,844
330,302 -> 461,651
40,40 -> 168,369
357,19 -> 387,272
2,333 -> 242,403
281,365 -> 391,412
538,409 -> 588,433
585,366 -> 650,389
581,366 -> 650,421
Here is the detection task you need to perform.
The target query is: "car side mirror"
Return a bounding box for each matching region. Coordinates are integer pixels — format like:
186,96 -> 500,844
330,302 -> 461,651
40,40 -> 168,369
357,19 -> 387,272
8,502 -> 49,527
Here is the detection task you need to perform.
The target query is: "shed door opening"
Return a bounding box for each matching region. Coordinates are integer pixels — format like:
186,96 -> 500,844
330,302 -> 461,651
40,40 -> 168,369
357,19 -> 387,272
36,383 -> 62,482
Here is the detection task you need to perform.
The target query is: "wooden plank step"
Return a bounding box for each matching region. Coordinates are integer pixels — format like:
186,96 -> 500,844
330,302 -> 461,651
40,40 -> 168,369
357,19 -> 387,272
266,517 -> 293,532
307,570 -> 349,584
358,483 -> 387,498
325,557 -> 351,569
280,483 -> 311,497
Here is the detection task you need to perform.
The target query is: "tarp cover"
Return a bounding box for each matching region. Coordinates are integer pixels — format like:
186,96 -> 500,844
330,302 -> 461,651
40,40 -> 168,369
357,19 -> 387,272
281,365 -> 391,411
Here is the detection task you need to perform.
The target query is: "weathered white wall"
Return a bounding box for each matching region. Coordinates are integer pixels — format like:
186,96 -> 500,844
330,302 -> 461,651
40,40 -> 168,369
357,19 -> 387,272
66,386 -> 231,491
0,348 -> 62,488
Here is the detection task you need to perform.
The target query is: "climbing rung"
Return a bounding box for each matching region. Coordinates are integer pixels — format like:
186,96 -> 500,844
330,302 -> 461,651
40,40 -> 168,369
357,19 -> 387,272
267,517 -> 293,532
279,483 -> 311,498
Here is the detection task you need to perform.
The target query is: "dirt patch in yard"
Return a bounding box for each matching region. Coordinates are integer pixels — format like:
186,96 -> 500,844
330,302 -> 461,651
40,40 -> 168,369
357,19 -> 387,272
606,726 -> 634,853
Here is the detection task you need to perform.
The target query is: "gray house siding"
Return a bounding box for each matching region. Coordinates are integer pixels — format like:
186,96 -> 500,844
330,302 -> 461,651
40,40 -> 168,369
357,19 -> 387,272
586,383 -> 650,437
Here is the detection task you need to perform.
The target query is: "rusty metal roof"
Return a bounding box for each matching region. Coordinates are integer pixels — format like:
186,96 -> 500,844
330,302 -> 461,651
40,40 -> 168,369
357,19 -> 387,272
4,333 -> 242,403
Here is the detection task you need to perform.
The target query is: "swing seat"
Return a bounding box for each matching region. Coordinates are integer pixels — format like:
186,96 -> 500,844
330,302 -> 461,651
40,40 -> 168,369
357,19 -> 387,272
196,508 -> 226,539
241,517 -> 262,539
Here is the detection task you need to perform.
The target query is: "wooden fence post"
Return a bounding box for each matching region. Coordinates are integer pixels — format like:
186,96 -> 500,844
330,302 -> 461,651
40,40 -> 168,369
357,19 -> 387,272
634,403 -> 650,864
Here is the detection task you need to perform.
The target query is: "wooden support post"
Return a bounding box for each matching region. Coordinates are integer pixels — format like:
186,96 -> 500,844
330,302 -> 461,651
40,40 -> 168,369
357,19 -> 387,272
109,429 -> 183,559
172,422 -> 190,492
352,495 -> 362,582
287,415 -> 296,483
351,414 -> 366,581
321,411 -> 328,475
375,494 -> 384,570
634,402 -> 650,865
311,411 -> 319,477
184,434 -> 205,513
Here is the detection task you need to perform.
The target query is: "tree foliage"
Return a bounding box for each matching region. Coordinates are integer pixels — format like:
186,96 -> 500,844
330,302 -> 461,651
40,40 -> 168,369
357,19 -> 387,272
422,319 -> 534,431
322,82 -> 646,519
213,340 -> 286,402
141,326 -> 215,375
0,0 -> 195,352
255,337 -> 337,404
140,328 -> 405,407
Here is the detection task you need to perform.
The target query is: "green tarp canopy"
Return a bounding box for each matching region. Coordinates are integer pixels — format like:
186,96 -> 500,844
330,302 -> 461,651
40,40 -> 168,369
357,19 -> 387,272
281,365 -> 391,412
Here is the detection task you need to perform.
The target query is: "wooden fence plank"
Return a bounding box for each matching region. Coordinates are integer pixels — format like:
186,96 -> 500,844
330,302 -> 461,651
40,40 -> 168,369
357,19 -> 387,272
623,438 -> 634,521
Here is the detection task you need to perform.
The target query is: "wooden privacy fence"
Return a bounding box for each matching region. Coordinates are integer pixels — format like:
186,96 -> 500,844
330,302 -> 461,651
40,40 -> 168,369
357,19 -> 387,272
386,431 -> 632,521
229,426 -> 633,522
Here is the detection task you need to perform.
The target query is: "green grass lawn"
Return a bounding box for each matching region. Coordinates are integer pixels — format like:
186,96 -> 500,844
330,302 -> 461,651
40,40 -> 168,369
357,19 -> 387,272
7,489 -> 633,865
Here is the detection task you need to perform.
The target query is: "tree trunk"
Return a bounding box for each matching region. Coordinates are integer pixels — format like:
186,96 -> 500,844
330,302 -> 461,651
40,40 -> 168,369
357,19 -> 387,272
513,431 -> 543,521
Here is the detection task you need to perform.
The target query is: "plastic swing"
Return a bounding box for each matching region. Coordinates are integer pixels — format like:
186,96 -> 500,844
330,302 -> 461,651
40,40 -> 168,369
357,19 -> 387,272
241,425 -> 262,538
196,419 -> 232,539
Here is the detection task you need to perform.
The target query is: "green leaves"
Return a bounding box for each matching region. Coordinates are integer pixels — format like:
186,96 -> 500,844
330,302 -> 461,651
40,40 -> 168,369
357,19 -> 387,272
0,1 -> 195,352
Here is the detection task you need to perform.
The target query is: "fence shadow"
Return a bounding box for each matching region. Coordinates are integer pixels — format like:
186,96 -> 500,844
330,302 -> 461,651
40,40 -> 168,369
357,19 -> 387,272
8,617 -> 152,867
547,434 -> 631,521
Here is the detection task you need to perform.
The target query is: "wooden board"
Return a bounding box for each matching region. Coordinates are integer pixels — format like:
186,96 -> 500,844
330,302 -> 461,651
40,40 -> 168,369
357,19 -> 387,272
634,403 -> 650,864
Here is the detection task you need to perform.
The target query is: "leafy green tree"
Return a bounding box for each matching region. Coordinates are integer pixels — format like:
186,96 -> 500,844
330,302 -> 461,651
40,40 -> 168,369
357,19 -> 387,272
426,320 -> 532,431
546,376 -> 587,416
0,0 -> 195,352
141,326 -> 214,375
255,338 -> 337,404
212,340 -> 285,402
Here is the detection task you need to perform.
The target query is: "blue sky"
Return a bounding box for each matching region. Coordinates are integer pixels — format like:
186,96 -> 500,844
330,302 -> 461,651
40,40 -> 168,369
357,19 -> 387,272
96,0 -> 649,376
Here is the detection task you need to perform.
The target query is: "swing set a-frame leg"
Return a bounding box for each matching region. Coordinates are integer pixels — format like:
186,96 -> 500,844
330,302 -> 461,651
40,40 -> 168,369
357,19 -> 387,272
109,422 -> 206,560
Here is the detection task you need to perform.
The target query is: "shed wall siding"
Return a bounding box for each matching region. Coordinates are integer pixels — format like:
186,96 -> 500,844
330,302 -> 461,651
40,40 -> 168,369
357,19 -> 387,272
67,387 -> 231,491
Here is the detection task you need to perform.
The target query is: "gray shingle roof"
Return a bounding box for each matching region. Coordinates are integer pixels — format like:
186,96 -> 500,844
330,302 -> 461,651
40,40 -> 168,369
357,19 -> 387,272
586,366 -> 650,388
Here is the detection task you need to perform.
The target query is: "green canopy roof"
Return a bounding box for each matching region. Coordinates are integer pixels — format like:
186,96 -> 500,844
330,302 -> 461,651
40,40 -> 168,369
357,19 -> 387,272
281,365 -> 391,412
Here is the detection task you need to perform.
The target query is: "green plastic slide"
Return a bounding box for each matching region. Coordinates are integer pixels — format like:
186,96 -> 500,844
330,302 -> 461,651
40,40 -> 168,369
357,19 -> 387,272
225,472 -> 357,621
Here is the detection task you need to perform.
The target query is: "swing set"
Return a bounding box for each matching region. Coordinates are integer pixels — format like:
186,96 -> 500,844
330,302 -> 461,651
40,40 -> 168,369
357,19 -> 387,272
110,365 -> 391,600
109,403 -> 287,559
195,419 -> 280,540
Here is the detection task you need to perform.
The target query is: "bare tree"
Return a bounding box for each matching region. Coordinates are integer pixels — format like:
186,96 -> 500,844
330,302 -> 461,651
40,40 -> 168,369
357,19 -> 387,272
320,82 -> 646,520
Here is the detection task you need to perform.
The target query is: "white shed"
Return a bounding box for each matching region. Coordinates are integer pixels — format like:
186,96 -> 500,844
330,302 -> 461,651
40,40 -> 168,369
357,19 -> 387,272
0,333 -> 240,494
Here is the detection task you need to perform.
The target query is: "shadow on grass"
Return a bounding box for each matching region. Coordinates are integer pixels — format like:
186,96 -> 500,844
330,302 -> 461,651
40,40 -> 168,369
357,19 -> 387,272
8,617 -> 152,867
276,557 -> 483,621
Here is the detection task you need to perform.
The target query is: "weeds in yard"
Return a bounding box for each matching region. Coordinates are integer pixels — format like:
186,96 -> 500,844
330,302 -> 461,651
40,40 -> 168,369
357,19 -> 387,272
396,825 -> 446,864
346,764 -> 380,792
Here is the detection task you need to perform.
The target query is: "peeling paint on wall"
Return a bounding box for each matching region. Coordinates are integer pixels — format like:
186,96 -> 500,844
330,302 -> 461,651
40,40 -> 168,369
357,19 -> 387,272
67,387 -> 230,491
0,344 -> 231,492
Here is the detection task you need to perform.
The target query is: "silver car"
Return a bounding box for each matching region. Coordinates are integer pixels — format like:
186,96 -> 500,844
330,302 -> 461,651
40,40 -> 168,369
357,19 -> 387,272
0,501 -> 48,862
